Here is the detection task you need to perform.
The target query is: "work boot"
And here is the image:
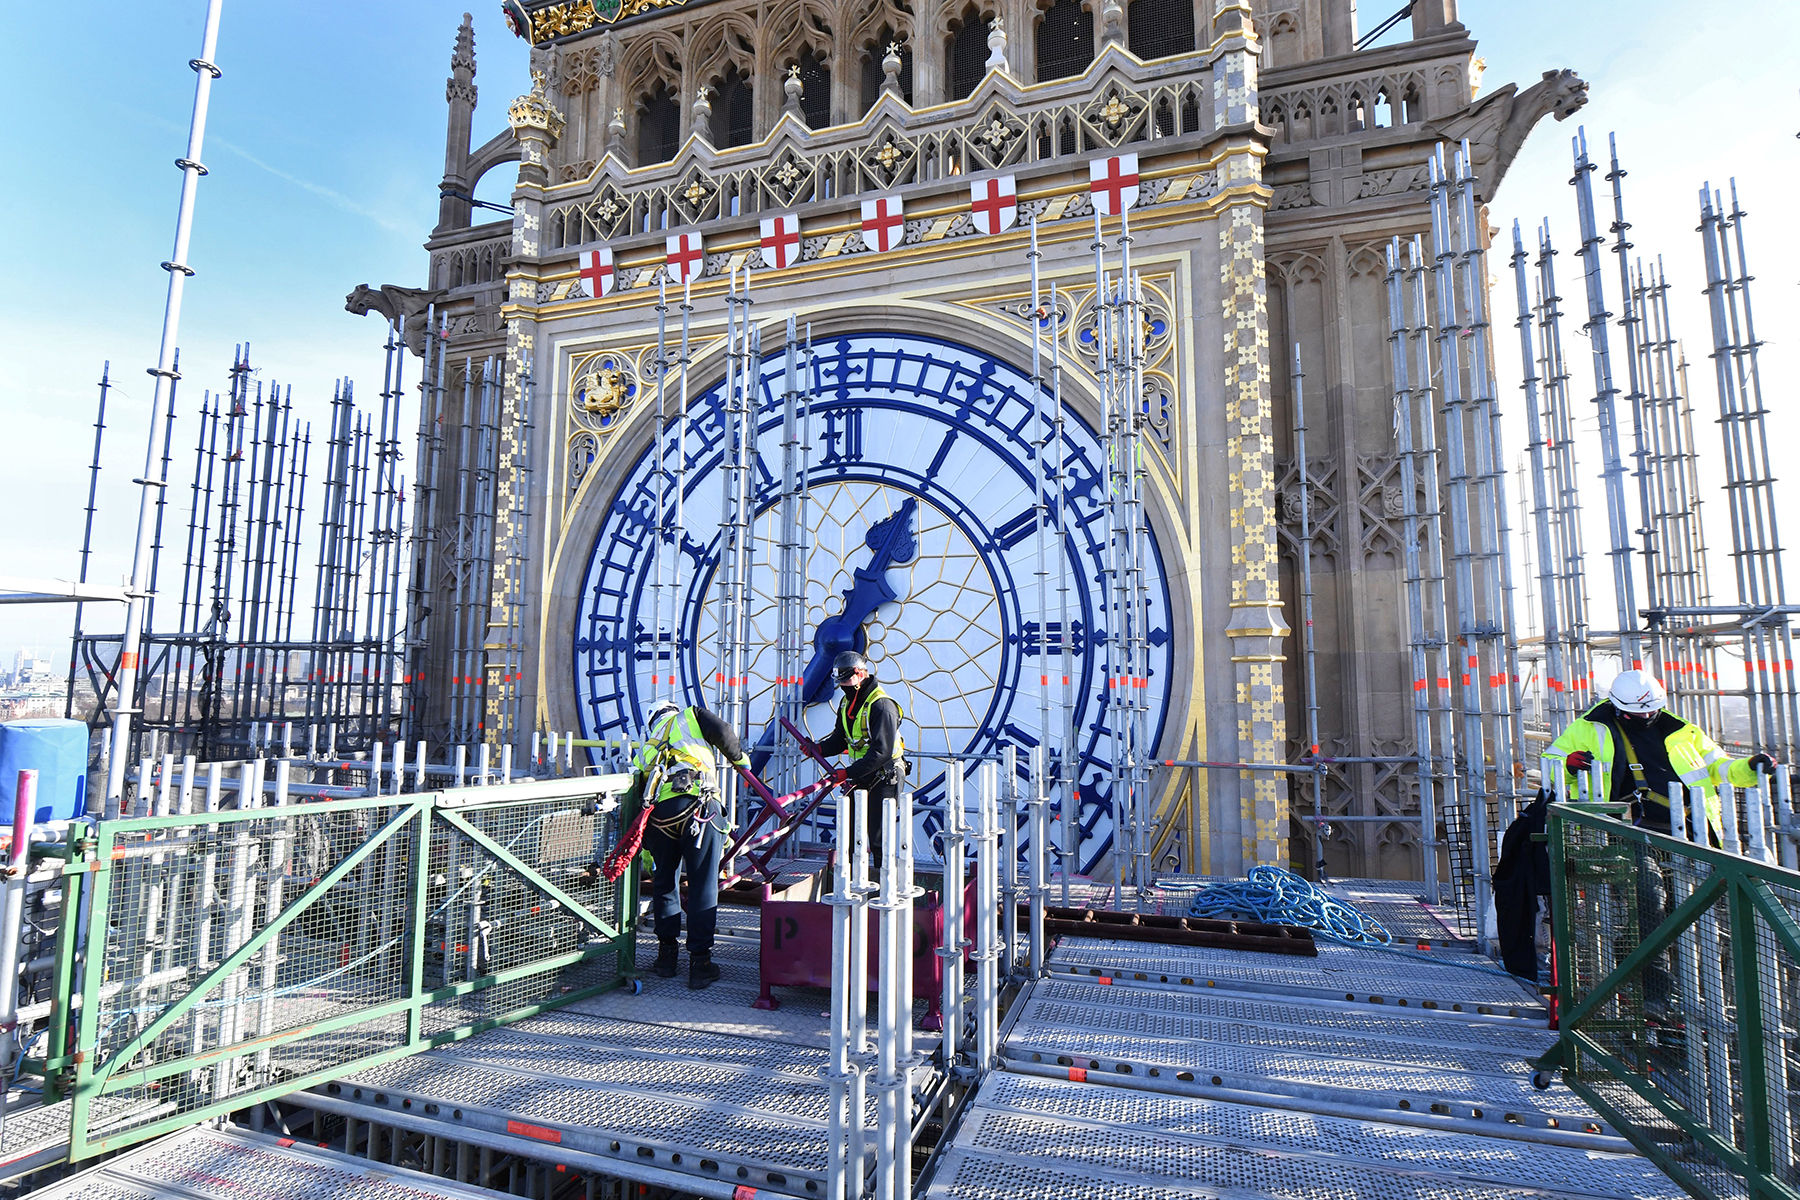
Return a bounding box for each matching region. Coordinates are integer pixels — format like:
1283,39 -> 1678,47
652,939 -> 680,978
688,952 -> 721,990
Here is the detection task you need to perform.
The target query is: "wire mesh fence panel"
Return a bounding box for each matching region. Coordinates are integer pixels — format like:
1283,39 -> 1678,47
1546,804 -> 1800,1199
53,775 -> 634,1162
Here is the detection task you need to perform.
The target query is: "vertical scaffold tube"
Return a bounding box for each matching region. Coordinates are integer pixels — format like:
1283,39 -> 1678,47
975,761 -> 999,1067
1000,743 -> 1016,979
939,768 -> 965,1067
106,0 -> 227,809
895,784 -> 916,1199
827,781 -> 854,1200
1386,241 -> 1441,903
849,784 -> 869,1188
1028,743 -> 1047,974
873,787 -> 899,1200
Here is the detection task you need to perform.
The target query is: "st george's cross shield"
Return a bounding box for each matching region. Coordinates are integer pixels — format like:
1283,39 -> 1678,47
665,231 -> 705,286
860,194 -> 905,254
760,213 -> 801,270
1089,153 -> 1140,217
969,175 -> 1017,236
578,246 -> 614,298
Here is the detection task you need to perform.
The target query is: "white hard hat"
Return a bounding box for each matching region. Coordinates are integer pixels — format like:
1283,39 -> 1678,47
645,699 -> 681,726
1608,669 -> 1667,714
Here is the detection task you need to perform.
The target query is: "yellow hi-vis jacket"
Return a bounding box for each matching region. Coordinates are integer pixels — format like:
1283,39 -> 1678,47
632,707 -> 717,806
1545,701 -> 1758,838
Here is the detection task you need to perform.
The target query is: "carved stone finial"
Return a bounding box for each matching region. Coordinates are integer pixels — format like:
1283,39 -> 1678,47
693,85 -> 713,123
509,69 -> 566,136
985,18 -> 1008,73
452,12 -> 476,74
447,12 -> 478,108
881,42 -> 904,97
509,68 -> 566,181
1100,0 -> 1125,46
783,63 -> 805,115
606,105 -> 626,154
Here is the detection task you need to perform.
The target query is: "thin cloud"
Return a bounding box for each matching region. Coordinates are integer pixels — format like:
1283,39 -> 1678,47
209,136 -> 414,234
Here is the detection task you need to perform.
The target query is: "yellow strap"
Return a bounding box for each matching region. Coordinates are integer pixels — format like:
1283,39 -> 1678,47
1616,726 -> 1650,788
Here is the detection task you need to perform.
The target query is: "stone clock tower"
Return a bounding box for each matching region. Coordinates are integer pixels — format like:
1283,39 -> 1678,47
406,0 -> 1584,882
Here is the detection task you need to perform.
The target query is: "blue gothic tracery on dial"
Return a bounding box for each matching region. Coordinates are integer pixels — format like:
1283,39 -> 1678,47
572,333 -> 1174,873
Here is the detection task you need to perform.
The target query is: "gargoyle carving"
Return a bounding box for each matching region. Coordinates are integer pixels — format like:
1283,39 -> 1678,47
345,283 -> 449,357
1427,68 -> 1588,202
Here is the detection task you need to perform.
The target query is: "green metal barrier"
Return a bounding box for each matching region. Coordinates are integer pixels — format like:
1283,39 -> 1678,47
1540,801 -> 1800,1199
41,774 -> 637,1162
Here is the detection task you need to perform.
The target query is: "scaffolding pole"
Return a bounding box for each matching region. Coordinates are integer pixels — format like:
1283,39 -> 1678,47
1534,222 -> 1595,712
714,265 -> 759,827
1091,203 -> 1151,904
1386,237 -> 1446,905
1699,181 -> 1800,763
103,0 -> 226,811
1511,221 -> 1573,738
1571,128 -> 1644,668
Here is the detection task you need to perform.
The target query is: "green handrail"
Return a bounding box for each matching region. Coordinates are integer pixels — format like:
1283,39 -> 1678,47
47,774 -> 637,1162
1540,801 -> 1800,1200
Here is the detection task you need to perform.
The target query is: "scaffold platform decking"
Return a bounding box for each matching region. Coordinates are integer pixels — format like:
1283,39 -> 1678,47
21,1125 -> 512,1200
257,910 -> 1676,1200
299,926 -> 897,1200
924,1072 -> 1681,1200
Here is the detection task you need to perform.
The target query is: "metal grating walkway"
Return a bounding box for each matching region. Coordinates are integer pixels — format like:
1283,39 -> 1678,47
20,1125 -> 510,1200
926,1072 -> 1680,1200
300,913 -> 903,1199
921,928 -> 1672,1199
1050,935 -> 1545,1014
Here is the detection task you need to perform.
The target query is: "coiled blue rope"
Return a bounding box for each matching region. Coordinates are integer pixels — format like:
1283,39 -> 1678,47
1186,866 -> 1523,979
1187,865 -> 1394,945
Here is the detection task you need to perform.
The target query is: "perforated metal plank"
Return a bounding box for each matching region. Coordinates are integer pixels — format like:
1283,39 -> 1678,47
926,1072 -> 1676,1200
22,1125 -> 509,1200
1050,935 -> 1543,1014
1025,978 -> 1555,1058
1017,979 -> 1553,1080
0,1093 -> 173,1180
503,1007 -> 833,1075
311,1028 -> 854,1195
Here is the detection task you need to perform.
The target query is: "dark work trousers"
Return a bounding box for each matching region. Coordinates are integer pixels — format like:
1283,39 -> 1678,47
644,801 -> 721,957
840,775 -> 902,868
1629,840 -> 1676,1012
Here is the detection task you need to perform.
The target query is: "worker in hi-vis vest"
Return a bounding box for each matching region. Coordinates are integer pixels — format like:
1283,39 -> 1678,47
624,700 -> 752,991
1545,669 -> 1774,841
1544,669 -> 1778,1016
816,651 -> 907,867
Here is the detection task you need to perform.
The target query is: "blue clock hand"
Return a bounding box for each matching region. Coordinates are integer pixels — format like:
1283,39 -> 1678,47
748,497 -> 919,773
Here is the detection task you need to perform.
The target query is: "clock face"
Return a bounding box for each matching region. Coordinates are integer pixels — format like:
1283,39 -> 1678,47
572,333 -> 1174,872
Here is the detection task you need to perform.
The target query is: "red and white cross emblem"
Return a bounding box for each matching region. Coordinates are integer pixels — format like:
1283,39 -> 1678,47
969,175 -> 1017,236
578,246 -> 614,298
665,231 -> 705,286
759,213 -> 801,270
860,194 -> 905,254
1089,153 -> 1140,216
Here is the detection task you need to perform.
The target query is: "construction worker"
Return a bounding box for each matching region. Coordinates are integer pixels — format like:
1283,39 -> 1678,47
625,699 -> 753,990
817,651 -> 906,866
1545,669 -> 1776,1015
1546,669 -> 1775,840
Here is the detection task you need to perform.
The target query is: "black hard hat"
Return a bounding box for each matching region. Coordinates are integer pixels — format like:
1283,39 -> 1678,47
832,651 -> 871,681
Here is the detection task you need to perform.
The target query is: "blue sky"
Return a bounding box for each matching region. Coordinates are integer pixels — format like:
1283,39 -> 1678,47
1,0 -> 1795,678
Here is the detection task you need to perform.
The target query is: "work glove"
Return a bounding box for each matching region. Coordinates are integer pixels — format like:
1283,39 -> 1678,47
1565,751 -> 1594,773
1748,752 -> 1778,774
830,767 -> 852,792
